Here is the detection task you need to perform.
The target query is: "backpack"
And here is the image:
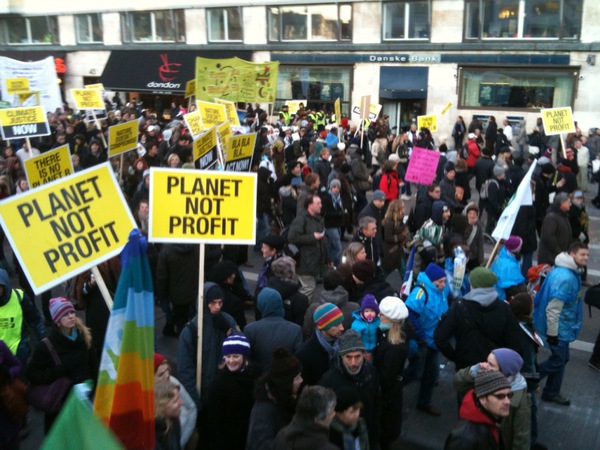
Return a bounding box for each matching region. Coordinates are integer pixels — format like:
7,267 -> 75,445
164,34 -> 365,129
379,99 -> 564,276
527,263 -> 552,297
461,144 -> 469,160
479,179 -> 498,200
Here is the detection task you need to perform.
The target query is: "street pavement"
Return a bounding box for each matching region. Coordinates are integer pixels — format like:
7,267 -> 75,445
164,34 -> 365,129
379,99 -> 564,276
20,190 -> 600,449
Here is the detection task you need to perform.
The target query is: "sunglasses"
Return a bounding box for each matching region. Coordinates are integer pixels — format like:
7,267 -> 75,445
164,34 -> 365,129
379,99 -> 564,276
491,392 -> 514,400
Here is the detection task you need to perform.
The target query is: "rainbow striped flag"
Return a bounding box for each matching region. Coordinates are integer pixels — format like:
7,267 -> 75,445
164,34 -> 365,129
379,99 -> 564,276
94,229 -> 155,449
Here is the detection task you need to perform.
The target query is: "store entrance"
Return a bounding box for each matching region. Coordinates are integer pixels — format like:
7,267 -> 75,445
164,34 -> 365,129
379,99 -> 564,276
381,99 -> 426,133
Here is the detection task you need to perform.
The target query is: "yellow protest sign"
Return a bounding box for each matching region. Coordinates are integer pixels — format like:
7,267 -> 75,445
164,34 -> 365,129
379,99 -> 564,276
197,101 -> 227,129
334,98 -> 341,123
225,133 -> 256,172
85,83 -> 105,91
0,106 -> 50,139
285,100 -> 307,113
0,163 -> 136,294
194,127 -> 218,169
148,168 -> 257,244
441,102 -> 453,115
195,57 -> 279,103
183,111 -> 204,137
17,91 -> 41,107
6,78 -> 30,94
541,107 -> 576,136
24,145 -> 74,188
417,115 -> 438,132
185,80 -> 196,98
217,122 -> 232,154
71,89 -> 105,110
108,120 -> 139,157
214,98 -> 240,126
352,100 -> 382,122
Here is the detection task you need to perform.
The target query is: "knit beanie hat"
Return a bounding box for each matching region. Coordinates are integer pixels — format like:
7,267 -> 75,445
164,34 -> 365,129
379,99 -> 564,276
205,284 -> 224,304
154,353 -> 167,372
504,236 -> 523,253
269,347 -> 302,383
360,294 -> 380,316
271,256 -> 296,280
338,330 -> 366,355
444,161 -> 456,174
425,263 -> 446,282
49,297 -> 75,324
334,386 -> 362,412
379,296 -> 409,322
469,267 -> 498,288
493,165 -> 506,177
352,260 -> 376,282
491,348 -> 524,377
313,303 -> 344,330
464,202 -> 479,216
329,179 -> 342,189
373,190 -> 386,201
474,370 -> 511,398
510,292 -> 533,322
222,334 -> 251,357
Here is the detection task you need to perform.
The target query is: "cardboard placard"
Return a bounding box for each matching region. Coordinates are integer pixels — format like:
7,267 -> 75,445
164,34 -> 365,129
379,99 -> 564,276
185,79 -> 196,98
214,98 -> 240,126
6,78 -> 30,94
352,99 -> 382,122
24,144 -> 74,188
108,120 -> 139,157
541,107 -> 576,136
193,127 -> 218,169
183,110 -> 204,137
197,101 -> 227,129
417,114 -> 438,132
71,89 -> 105,110
0,106 -> 50,139
404,146 -> 440,185
224,133 -> 256,172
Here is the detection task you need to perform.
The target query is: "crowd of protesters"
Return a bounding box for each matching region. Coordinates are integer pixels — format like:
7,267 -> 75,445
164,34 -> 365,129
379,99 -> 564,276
1,96 -> 600,450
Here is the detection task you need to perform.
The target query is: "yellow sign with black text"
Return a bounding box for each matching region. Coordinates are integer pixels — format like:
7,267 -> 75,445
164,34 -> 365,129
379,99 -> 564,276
217,122 -> 232,154
6,78 -> 30,94
417,114 -> 438,132
194,127 -> 218,169
108,119 -> 139,157
71,89 -> 105,110
149,168 -> 257,244
0,106 -> 50,139
184,111 -> 204,137
214,98 -> 240,126
185,80 -> 196,98
225,133 -> 256,172
0,163 -> 136,294
541,107 -> 576,136
197,101 -> 227,129
24,145 -> 74,188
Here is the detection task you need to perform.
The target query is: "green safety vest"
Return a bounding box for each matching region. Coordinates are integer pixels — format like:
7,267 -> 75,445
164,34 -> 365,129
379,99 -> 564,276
316,111 -> 326,127
0,289 -> 24,355
279,110 -> 291,125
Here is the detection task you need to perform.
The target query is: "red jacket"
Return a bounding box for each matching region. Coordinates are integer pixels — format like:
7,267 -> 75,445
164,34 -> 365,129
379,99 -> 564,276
380,171 -> 402,200
466,139 -> 481,168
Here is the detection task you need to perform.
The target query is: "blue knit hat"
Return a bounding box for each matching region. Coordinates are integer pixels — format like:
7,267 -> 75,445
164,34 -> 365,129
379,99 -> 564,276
425,263 -> 446,282
222,335 -> 251,356
360,294 -> 379,316
492,348 -> 524,377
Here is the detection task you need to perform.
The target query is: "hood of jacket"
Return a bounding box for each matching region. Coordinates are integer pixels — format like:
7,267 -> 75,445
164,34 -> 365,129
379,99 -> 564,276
459,390 -> 499,429
431,200 -> 448,226
0,269 -> 11,305
258,287 -> 285,318
203,281 -> 223,311
210,260 -> 238,284
463,287 -> 498,307
319,285 -> 349,307
554,252 -> 578,271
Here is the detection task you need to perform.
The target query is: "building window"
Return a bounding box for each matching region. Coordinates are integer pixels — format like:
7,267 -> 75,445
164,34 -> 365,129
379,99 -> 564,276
122,10 -> 185,43
383,1 -> 430,40
276,66 -> 352,114
459,67 -> 576,110
207,8 -> 243,42
76,14 -> 102,44
0,16 -> 57,44
268,5 -> 352,41
465,0 -> 582,40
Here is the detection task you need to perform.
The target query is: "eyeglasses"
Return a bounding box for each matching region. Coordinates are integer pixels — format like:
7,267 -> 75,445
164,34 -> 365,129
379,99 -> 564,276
491,392 -> 514,400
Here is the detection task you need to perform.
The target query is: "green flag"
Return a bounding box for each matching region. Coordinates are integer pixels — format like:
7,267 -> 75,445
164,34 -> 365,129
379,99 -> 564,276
42,383 -> 125,450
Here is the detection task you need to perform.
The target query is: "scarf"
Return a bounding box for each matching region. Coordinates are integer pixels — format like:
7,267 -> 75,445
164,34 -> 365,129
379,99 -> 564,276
315,330 -> 339,358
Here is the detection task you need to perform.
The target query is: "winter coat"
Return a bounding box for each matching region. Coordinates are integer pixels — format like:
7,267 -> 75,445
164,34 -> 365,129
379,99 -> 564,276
288,212 -> 328,276
434,288 -> 524,369
295,333 -> 333,387
350,151 -> 370,193
351,310 -> 380,352
405,271 -> 449,349
209,261 -> 248,330
176,282 -> 239,406
319,357 -> 382,448
379,170 -> 401,201
155,418 -> 182,450
486,177 -> 506,219
533,253 -> 582,343
303,286 -> 359,340
413,193 -> 435,231
314,157 -> 332,189
353,276 -> 398,304
440,176 -> 460,211
273,416 -> 339,450
267,276 -> 309,328
156,244 -> 199,306
537,204 -> 572,265
257,167 -> 275,214
204,367 -> 255,450
244,293 -> 303,375
465,139 -> 481,168
353,230 -> 380,266
491,247 -> 527,300
445,390 -> 503,450
329,416 -> 370,450
485,121 -> 498,150
358,201 -> 385,255
381,219 -> 408,272
473,156 -> 495,193
321,190 -> 345,229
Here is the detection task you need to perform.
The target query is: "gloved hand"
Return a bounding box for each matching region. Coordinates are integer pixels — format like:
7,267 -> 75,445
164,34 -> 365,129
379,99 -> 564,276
546,335 -> 559,346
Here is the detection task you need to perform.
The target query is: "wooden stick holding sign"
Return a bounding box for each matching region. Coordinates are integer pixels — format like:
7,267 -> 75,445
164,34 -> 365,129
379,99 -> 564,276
25,137 -> 33,159
485,218 -> 511,268
91,110 -> 108,148
91,266 -> 114,310
196,243 -> 205,395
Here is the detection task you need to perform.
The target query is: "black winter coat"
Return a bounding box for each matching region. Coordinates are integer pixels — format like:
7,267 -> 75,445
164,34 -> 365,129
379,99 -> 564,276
288,213 -> 328,276
156,244 -> 199,306
537,204 -> 572,265
295,333 -> 332,387
473,157 -> 495,193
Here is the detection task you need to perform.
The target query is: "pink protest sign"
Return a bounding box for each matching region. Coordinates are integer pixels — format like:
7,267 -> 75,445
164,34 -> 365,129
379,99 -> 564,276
405,146 -> 440,185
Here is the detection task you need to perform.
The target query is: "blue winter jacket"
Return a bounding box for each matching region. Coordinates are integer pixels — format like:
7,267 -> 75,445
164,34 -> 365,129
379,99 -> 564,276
491,247 -> 526,300
533,253 -> 582,343
351,310 -> 380,352
405,271 -> 448,349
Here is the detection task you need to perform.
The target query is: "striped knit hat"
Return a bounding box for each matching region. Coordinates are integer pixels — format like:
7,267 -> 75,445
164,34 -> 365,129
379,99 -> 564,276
222,335 -> 251,356
313,302 -> 344,331
49,297 -> 75,324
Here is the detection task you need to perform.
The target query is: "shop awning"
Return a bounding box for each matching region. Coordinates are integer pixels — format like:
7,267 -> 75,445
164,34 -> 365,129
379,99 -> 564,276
99,50 -> 252,94
379,66 -> 428,100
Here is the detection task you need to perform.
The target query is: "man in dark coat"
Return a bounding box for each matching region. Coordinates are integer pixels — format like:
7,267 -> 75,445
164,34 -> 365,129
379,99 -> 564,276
358,189 -> 386,253
313,146 -> 332,190
473,148 -> 495,215
434,267 -> 524,372
353,216 -> 380,266
267,256 -> 310,327
245,287 -> 303,375
296,302 -> 345,386
537,192 -> 573,265
412,184 -> 441,231
485,165 -> 507,234
319,330 -> 382,449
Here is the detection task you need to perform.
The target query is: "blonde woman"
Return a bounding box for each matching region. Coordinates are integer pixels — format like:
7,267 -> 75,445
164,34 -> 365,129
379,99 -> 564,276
155,381 -> 184,450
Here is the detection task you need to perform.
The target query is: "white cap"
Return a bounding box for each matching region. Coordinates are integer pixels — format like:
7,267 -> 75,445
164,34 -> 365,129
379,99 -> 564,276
379,296 -> 408,322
